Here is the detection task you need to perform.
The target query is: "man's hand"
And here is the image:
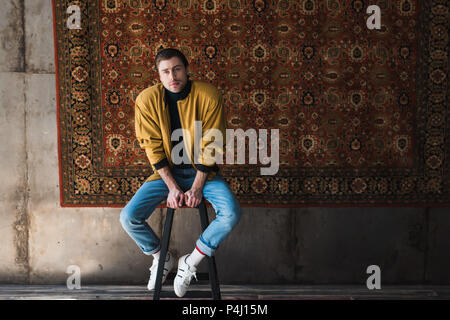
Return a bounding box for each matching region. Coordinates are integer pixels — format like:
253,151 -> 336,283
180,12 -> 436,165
157,165 -> 209,209
184,170 -> 208,208
184,187 -> 203,208
167,187 -> 185,209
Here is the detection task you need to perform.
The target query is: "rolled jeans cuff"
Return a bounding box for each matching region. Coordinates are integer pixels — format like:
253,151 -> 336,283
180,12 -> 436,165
196,237 -> 216,257
143,243 -> 161,256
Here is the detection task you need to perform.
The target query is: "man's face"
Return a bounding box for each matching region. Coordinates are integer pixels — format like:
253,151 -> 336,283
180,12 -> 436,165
157,57 -> 189,93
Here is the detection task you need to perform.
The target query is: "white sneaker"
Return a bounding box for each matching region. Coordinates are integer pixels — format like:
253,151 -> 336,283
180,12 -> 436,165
174,254 -> 197,297
147,251 -> 174,291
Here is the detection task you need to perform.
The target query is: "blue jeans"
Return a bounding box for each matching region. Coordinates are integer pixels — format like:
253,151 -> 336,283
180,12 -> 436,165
120,167 -> 242,256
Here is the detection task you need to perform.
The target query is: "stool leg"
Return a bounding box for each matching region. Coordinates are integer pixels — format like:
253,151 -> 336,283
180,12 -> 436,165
198,201 -> 221,300
153,207 -> 175,300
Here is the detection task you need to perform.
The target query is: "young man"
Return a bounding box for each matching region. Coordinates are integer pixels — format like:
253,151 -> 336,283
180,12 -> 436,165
120,48 -> 242,297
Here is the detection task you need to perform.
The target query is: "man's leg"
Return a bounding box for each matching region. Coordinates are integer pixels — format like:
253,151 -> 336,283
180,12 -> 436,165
173,172 -> 242,297
119,179 -> 168,255
196,175 -> 242,257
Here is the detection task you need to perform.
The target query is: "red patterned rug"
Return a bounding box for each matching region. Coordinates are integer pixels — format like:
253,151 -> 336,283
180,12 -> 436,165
53,0 -> 449,207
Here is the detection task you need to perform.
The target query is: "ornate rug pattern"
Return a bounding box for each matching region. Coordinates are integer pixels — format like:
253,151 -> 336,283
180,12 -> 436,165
53,0 -> 449,206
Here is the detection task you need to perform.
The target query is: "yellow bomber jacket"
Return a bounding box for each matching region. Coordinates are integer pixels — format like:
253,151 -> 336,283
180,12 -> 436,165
135,80 -> 226,182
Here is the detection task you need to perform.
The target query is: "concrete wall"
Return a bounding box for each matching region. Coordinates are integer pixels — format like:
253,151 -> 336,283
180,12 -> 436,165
0,0 -> 449,286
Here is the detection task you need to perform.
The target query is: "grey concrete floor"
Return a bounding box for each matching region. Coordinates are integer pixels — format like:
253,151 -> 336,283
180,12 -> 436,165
0,284 -> 450,300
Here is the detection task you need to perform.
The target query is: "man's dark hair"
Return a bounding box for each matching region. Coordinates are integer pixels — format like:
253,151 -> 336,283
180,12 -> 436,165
155,48 -> 189,70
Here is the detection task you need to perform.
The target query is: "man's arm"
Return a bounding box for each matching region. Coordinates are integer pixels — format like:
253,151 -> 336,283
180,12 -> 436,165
135,97 -> 167,166
185,90 -> 226,208
157,166 -> 185,209
135,96 -> 185,208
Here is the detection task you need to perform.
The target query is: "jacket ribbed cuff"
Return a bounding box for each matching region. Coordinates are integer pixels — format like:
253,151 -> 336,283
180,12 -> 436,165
196,164 -> 219,173
153,158 -> 169,170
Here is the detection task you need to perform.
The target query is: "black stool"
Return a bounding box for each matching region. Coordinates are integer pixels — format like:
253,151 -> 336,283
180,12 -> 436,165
153,199 -> 221,300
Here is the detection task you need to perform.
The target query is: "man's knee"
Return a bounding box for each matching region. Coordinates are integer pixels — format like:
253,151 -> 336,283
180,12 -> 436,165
120,206 -> 136,229
221,201 -> 242,230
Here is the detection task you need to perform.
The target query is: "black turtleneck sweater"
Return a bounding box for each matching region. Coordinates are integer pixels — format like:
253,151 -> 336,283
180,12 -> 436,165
153,80 -> 217,173
165,79 -> 192,170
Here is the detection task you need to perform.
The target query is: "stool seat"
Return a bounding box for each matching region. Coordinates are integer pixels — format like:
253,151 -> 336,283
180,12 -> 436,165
153,199 -> 221,300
